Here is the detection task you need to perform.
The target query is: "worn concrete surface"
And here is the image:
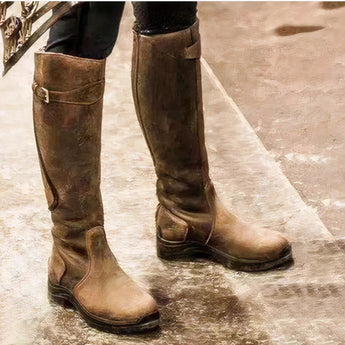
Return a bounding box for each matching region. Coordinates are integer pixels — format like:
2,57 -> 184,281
1,2 -> 345,345
199,1 -> 345,239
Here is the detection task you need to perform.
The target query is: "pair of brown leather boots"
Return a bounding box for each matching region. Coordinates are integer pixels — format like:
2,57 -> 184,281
32,22 -> 292,333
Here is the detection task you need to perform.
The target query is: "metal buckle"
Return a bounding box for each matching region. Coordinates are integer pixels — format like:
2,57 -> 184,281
32,81 -> 50,103
1,2 -> 79,76
40,86 -> 50,104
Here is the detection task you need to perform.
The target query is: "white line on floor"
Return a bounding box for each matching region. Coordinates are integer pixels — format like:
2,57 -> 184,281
200,56 -> 333,240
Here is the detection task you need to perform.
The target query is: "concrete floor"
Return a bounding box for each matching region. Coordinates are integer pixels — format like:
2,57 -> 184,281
1,2 -> 345,344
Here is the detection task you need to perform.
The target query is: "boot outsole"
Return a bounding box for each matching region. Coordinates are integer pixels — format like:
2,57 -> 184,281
156,234 -> 293,272
48,281 -> 160,334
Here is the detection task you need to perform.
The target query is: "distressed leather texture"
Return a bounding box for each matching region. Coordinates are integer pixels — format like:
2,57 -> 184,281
74,227 -> 157,323
132,22 -> 289,262
34,52 -> 158,324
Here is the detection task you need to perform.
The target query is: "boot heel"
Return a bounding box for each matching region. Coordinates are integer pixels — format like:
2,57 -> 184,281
48,293 -> 73,308
48,281 -> 74,308
156,235 -> 204,261
156,236 -> 180,260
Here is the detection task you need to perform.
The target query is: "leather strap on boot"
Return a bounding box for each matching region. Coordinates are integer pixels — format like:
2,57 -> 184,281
32,79 -> 104,105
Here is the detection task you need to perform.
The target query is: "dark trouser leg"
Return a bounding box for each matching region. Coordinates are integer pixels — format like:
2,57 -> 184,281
132,2 -> 198,35
46,2 -> 125,59
46,2 -> 197,57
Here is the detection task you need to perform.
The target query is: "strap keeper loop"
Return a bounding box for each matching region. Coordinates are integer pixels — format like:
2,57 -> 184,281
183,39 -> 201,60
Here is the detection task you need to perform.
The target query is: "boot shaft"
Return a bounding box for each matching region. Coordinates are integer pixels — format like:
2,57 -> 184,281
132,21 -> 210,213
33,52 -> 106,239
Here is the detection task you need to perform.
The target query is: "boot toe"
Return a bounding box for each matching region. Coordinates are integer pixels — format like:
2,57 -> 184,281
75,274 -> 159,327
72,227 -> 159,329
256,231 -> 290,261
233,224 -> 291,262
105,283 -> 158,324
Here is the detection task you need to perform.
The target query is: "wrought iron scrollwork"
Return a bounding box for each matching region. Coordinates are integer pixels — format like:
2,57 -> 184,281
0,2 -> 8,27
0,1 -> 78,76
19,2 -> 39,46
0,1 -> 39,63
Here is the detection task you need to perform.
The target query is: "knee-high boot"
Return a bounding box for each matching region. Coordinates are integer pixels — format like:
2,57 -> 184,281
33,52 -> 159,332
131,21 -> 292,272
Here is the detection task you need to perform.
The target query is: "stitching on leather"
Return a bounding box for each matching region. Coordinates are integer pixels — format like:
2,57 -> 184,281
33,124 -> 59,211
133,32 -> 157,165
204,181 -> 216,245
73,228 -> 96,294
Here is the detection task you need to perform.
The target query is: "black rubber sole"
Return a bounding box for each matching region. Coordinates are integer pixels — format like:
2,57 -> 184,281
48,281 -> 160,334
157,235 -> 293,272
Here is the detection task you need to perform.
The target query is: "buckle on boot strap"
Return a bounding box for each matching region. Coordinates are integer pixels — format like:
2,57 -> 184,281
32,82 -> 50,103
32,80 -> 105,105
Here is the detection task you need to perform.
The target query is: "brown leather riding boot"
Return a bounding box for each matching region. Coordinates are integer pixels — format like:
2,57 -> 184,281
33,52 -> 159,333
132,21 -> 292,272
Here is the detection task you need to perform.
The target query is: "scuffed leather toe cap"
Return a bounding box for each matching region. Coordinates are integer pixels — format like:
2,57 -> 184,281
75,267 -> 159,325
209,216 -> 291,262
73,227 -> 159,325
253,229 -> 290,261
